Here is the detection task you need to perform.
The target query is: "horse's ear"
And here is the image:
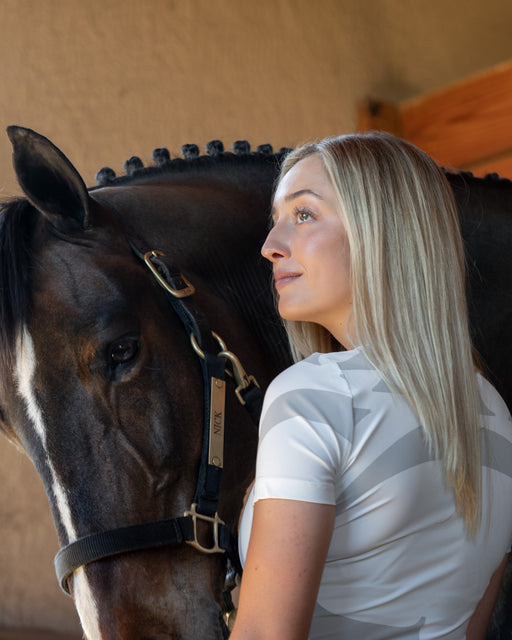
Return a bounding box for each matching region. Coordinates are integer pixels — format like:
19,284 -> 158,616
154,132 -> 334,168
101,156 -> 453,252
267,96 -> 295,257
7,126 -> 91,230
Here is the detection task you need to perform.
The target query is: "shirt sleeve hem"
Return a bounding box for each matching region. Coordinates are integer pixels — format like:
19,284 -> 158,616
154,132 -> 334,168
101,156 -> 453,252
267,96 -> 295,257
253,478 -> 335,506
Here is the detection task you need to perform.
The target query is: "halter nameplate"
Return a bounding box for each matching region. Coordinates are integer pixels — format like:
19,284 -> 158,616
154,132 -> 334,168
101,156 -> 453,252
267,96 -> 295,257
209,377 -> 225,468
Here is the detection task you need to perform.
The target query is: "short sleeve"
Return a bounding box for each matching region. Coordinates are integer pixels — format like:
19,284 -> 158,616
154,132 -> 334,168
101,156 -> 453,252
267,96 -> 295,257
253,360 -> 354,505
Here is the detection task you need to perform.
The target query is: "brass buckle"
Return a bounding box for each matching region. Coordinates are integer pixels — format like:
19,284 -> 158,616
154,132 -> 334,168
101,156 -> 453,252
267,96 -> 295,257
183,503 -> 226,554
143,250 -> 195,298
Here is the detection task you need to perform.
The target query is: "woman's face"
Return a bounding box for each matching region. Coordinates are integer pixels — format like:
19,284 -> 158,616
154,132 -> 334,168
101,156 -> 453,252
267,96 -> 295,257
261,154 -> 353,348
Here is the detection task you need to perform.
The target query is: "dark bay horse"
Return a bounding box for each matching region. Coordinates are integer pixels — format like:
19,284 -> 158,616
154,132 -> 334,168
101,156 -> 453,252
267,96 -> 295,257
0,127 -> 510,639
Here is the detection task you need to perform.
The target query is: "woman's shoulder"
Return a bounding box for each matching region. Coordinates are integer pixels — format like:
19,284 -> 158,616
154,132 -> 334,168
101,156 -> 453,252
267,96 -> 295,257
264,347 -> 375,401
259,349 -> 362,444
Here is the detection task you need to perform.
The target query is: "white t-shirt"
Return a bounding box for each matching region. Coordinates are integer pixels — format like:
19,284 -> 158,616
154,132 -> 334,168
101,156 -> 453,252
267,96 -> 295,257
239,347 -> 512,639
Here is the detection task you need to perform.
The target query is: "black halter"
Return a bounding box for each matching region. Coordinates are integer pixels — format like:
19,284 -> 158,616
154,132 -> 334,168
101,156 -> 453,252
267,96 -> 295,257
54,244 -> 262,597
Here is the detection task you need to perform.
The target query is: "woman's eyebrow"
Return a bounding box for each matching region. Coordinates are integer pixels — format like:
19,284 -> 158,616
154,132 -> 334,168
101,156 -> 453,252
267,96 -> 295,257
270,188 -> 324,220
284,188 -> 324,202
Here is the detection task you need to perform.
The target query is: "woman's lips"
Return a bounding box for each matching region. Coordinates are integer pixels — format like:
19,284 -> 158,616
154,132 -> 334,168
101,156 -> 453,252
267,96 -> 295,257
274,271 -> 301,290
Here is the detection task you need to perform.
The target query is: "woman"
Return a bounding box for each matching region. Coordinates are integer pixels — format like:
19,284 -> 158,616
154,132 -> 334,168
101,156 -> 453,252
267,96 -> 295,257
231,132 -> 512,639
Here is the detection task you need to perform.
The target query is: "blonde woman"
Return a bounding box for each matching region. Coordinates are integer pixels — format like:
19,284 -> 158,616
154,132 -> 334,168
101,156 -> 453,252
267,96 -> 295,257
231,133 -> 512,640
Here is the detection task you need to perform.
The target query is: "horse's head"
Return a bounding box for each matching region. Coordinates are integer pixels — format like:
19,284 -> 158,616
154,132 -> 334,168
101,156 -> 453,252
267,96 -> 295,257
0,127 -> 283,639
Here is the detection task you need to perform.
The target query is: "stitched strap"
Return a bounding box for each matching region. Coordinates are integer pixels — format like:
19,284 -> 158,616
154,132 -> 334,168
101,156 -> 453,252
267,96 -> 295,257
55,517 -> 241,594
130,243 -> 226,516
55,516 -> 192,593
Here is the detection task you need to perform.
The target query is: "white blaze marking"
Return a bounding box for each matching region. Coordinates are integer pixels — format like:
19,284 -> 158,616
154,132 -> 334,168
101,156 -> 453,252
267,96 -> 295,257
15,327 -> 103,639
74,570 -> 104,640
15,328 -> 49,445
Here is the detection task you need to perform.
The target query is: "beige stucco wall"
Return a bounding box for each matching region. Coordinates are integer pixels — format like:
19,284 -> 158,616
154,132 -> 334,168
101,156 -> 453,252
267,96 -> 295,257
1,0 -> 512,634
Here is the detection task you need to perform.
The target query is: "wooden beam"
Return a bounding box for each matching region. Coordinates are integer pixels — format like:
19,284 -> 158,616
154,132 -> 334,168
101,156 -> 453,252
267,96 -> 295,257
399,61 -> 512,169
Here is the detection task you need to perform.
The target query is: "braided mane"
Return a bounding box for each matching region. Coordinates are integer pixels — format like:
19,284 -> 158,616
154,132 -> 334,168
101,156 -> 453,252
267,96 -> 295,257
93,139 -> 290,189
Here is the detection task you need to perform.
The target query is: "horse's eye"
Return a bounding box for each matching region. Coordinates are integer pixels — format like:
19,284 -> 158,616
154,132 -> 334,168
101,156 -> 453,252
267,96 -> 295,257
109,337 -> 139,365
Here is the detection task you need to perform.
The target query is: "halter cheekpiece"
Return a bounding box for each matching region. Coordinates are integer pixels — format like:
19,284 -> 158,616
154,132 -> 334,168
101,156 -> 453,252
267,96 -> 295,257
54,240 -> 263,617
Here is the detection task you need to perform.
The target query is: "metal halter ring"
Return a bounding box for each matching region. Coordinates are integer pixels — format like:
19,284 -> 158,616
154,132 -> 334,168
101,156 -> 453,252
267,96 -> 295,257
190,332 -> 226,358
189,332 -> 260,405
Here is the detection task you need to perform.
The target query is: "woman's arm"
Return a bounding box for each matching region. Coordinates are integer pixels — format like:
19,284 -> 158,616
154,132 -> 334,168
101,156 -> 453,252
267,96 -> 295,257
230,498 -> 335,640
466,553 -> 509,640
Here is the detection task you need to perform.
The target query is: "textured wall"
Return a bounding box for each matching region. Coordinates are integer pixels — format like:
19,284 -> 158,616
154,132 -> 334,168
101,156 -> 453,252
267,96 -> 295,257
1,0 -> 512,195
1,0 -> 512,634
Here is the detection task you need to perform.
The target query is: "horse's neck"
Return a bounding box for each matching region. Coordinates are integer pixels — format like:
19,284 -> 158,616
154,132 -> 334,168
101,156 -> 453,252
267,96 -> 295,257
94,173 -> 291,374
206,247 -> 290,372
185,216 -> 291,375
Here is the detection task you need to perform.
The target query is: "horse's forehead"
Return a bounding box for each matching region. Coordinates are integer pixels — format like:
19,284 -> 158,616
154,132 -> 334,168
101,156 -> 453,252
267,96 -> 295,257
36,230 -> 133,297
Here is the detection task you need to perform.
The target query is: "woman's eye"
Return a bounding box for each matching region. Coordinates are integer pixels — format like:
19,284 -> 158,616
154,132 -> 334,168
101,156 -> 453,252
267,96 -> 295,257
297,210 -> 313,223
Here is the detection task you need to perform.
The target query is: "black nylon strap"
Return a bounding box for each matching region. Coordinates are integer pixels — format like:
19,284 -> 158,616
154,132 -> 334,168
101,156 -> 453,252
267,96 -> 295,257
55,516 -> 193,593
144,250 -> 218,355
55,516 -> 241,595
195,352 -> 225,516
131,244 -> 226,517
238,383 -> 264,425
219,525 -> 242,577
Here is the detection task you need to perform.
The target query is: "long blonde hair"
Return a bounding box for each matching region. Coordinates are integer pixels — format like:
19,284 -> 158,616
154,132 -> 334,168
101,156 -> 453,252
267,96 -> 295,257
277,132 -> 482,532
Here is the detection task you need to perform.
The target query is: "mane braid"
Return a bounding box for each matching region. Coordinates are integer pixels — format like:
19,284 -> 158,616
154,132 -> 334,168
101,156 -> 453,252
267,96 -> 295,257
0,199 -> 38,371
91,149 -> 290,190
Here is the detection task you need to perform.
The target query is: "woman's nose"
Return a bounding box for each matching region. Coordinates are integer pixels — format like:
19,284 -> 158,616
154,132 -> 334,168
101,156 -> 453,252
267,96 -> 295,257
261,224 -> 290,262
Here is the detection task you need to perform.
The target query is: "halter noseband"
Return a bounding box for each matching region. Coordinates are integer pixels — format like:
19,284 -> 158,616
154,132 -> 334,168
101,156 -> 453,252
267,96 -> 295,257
54,244 -> 262,608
